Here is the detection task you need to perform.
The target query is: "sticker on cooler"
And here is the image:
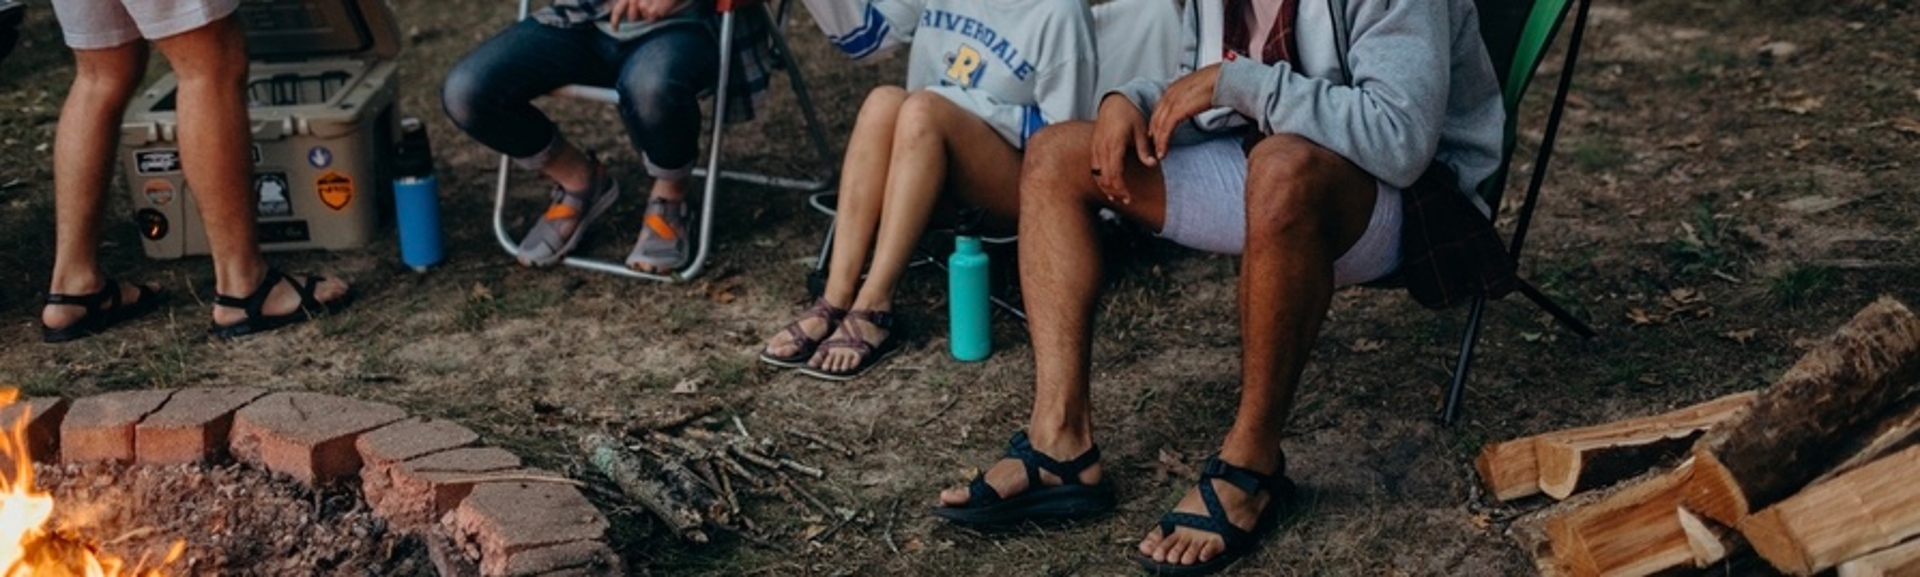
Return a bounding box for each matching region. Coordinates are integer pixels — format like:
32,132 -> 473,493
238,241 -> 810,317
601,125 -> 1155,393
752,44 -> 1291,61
134,150 -> 181,175
135,209 -> 169,240
316,171 -> 354,210
143,179 -> 175,206
308,146 -> 333,168
256,172 -> 291,217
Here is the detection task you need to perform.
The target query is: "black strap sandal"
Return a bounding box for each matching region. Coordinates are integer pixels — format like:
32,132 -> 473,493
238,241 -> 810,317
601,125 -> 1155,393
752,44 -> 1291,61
41,279 -> 166,343
796,309 -> 898,382
207,268 -> 353,339
1129,455 -> 1295,576
931,430 -> 1116,530
759,299 -> 847,368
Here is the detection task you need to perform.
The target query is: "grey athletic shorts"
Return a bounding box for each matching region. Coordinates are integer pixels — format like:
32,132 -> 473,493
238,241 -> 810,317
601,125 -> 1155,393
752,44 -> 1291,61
52,0 -> 239,49
1158,136 -> 1402,287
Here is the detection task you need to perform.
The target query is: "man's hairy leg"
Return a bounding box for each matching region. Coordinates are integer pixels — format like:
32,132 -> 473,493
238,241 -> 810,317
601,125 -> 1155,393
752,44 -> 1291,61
937,121 -> 1167,505
44,41 -> 151,330
154,16 -> 347,325
1140,134 -> 1378,567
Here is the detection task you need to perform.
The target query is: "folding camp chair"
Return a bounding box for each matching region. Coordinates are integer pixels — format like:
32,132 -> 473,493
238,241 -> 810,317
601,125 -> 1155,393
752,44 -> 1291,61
1441,0 -> 1601,425
489,0 -> 838,282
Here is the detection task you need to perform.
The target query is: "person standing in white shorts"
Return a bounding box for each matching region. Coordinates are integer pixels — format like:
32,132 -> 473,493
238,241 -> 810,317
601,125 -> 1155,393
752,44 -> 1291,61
41,0 -> 352,342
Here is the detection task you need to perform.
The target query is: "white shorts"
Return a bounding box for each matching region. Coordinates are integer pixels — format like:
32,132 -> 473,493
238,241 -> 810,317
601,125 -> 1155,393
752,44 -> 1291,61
52,0 -> 239,49
1157,136 -> 1403,287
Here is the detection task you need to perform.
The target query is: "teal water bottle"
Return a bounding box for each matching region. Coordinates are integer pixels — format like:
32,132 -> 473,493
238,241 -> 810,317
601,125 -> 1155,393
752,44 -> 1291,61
948,221 -> 992,361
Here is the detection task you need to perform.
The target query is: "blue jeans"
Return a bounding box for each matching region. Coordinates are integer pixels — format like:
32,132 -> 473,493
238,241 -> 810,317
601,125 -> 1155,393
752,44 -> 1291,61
442,19 -> 718,179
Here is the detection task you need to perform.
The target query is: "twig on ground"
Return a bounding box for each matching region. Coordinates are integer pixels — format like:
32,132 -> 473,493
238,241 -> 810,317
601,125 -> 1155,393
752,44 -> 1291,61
883,499 -> 900,555
427,473 -> 586,487
790,429 -> 853,457
716,453 -> 759,485
919,394 -> 961,426
582,433 -> 709,543
733,414 -> 753,439
781,473 -> 836,518
811,508 -> 859,543
730,444 -> 782,471
779,458 -> 825,479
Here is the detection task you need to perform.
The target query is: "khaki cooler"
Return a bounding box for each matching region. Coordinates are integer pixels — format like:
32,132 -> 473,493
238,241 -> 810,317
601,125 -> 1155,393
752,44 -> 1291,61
119,0 -> 402,258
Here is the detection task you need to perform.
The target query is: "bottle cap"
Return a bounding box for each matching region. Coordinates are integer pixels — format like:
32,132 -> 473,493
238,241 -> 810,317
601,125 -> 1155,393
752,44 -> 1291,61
394,116 -> 434,178
953,206 -> 986,237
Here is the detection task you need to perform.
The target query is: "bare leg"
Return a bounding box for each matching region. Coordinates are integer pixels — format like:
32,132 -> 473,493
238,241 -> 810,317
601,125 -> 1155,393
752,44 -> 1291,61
43,41 -> 154,330
152,16 -> 347,325
1138,134 -> 1379,567
761,86 -> 906,358
938,121 -> 1167,505
812,91 -> 1025,373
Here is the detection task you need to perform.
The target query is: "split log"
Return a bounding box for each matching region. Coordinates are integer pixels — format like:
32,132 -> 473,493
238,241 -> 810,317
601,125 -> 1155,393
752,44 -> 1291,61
1547,460 -> 1696,577
1533,392 -> 1756,500
1738,444 -> 1920,576
1838,537 -> 1920,577
1682,297 -> 1920,526
1510,467 -> 1672,577
582,433 -> 710,543
1675,506 -> 1740,567
1476,437 -> 1542,501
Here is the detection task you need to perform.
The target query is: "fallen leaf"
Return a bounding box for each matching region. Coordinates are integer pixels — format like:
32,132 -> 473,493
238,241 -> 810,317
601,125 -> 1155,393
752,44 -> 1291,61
1778,195 -> 1852,214
1348,338 -> 1385,354
670,377 -> 706,394
1892,117 -> 1920,137
1667,287 -> 1703,306
1627,308 -> 1662,326
1721,329 -> 1758,345
1148,447 -> 1194,483
903,537 -> 925,553
1470,512 -> 1493,530
469,283 -> 494,302
798,524 -> 829,541
1775,96 -> 1824,115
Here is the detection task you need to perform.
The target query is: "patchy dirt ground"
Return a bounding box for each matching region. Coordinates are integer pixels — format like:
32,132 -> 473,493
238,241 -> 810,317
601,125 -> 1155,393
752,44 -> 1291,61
1,0 -> 1916,575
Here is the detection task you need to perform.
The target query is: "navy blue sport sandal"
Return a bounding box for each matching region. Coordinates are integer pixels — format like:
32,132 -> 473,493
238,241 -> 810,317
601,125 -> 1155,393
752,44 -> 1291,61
40,279 -> 166,343
207,268 -> 353,339
932,430 -> 1116,530
1129,455 -> 1295,576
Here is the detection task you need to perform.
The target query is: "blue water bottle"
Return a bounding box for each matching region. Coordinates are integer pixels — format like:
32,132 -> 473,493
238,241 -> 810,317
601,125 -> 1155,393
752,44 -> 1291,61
948,214 -> 992,361
393,117 -> 443,271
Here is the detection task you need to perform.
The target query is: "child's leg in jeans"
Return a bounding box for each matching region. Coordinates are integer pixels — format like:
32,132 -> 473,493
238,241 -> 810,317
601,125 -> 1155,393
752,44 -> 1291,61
612,25 -> 718,271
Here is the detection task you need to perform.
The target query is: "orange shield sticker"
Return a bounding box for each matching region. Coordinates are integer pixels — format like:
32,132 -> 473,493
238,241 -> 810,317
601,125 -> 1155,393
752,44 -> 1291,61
316,171 -> 354,211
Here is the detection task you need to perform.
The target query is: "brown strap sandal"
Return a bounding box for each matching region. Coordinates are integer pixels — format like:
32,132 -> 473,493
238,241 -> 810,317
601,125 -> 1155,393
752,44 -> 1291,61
758,299 -> 847,368
797,309 -> 898,382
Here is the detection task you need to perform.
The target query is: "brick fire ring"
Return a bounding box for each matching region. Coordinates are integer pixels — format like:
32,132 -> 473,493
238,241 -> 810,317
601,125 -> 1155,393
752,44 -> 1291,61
1,388 -> 620,576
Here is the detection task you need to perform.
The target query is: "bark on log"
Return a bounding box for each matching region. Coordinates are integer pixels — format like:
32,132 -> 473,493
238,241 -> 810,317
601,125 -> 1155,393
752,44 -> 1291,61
1476,437 -> 1542,501
1838,537 -> 1920,577
1682,297 -> 1920,526
1547,460 -> 1698,577
1738,444 -> 1920,576
583,433 -> 710,543
1534,392 -> 1756,500
1813,392 -> 1920,486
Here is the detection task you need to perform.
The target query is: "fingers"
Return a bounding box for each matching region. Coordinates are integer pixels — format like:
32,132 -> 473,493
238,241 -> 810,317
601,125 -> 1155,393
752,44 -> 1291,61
1133,124 -> 1156,167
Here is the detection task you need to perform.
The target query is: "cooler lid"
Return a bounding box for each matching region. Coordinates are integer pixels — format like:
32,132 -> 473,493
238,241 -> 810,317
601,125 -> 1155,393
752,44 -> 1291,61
238,0 -> 401,62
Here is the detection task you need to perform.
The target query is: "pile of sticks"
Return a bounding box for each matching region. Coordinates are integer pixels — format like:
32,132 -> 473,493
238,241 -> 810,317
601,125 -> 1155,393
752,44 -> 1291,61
582,411 -> 850,545
1477,297 -> 1920,576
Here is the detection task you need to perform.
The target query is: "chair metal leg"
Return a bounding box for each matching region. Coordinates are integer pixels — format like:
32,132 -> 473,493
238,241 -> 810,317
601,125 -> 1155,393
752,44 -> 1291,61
1442,294 -> 1489,426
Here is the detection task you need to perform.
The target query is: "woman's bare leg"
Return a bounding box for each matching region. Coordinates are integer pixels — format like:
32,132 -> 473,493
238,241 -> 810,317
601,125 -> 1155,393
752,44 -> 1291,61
812,90 -> 1022,372
762,86 -> 908,358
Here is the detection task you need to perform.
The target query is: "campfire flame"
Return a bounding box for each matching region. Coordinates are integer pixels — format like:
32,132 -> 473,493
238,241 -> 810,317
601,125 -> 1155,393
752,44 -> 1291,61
0,389 -> 183,576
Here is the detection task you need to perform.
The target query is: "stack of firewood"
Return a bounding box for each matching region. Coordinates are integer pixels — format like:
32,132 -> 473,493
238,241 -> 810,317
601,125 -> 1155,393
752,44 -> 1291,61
1476,297 -> 1920,577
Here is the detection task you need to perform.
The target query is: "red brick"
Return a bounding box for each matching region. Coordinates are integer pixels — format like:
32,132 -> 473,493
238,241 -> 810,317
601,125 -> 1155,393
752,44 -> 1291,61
229,392 -> 405,485
0,398 -> 70,467
368,446 -> 520,531
355,418 -> 480,471
500,540 -> 621,576
134,386 -> 269,465
61,389 -> 174,464
444,480 -> 608,576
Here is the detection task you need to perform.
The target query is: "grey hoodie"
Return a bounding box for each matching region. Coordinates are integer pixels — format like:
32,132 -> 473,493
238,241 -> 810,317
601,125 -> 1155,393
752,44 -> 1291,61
1111,0 -> 1506,205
